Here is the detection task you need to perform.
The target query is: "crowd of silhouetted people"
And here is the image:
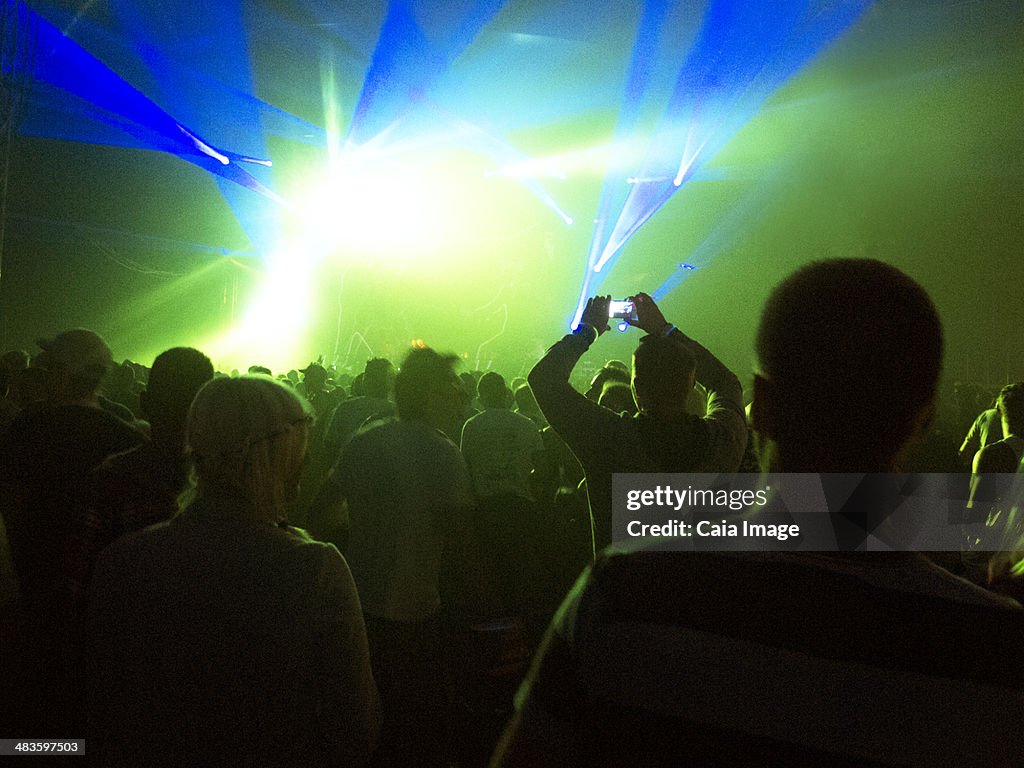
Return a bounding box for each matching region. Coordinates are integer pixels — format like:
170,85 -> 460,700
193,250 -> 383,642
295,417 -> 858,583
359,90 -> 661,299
1,258 -> 1022,767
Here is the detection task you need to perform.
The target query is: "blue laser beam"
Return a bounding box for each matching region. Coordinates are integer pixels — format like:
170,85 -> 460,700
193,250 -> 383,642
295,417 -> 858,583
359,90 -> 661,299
14,0 -> 282,208
348,0 -> 505,146
576,0 -> 872,301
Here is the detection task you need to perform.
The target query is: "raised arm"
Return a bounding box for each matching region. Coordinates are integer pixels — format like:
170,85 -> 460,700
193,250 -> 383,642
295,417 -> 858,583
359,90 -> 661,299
527,296 -> 617,450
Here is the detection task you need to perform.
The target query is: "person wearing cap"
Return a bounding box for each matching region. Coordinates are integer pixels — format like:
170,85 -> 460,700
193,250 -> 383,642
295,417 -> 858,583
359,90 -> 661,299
0,328 -> 143,736
299,360 -> 334,417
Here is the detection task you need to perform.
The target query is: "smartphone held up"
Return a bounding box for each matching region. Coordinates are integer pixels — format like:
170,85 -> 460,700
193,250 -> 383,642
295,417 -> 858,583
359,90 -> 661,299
608,299 -> 637,323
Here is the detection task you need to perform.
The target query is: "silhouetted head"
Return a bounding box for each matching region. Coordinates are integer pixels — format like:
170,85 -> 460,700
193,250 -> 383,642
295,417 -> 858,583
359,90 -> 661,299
350,372 -> 366,397
362,357 -> 396,400
0,349 -> 29,372
34,328 -> 114,403
996,382 -> 1024,436
104,361 -> 136,393
478,371 -> 511,409
585,364 -> 630,401
142,348 -> 215,442
600,381 -> 638,415
301,362 -> 328,392
752,259 -> 943,471
395,347 -> 464,433
630,334 -> 697,417
187,375 -> 312,523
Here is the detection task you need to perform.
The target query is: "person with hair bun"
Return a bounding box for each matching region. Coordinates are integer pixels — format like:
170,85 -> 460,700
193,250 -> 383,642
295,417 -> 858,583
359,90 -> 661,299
87,375 -> 380,767
184,375 -> 313,522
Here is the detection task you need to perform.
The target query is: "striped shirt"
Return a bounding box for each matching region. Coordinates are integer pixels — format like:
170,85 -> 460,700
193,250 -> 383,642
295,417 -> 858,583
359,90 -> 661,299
500,550 -> 1023,767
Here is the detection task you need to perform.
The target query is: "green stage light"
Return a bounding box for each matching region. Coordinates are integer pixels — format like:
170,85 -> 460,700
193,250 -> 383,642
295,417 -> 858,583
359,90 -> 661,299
283,142 -> 533,272
201,244 -> 317,372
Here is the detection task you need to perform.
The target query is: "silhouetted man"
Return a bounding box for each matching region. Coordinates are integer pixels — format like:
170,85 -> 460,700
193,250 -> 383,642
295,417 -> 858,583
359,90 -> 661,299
0,330 -> 143,611
0,328 -> 143,734
971,383 -> 1024,476
324,357 -> 397,455
64,347 -> 215,608
959,404 -> 1002,465
528,292 -> 747,552
314,346 -> 473,767
461,371 -> 543,502
496,260 -> 1022,767
964,382 -> 1024,561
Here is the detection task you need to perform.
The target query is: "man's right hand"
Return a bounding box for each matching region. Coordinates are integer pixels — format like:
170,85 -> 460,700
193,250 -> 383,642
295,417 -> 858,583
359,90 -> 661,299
629,292 -> 671,335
